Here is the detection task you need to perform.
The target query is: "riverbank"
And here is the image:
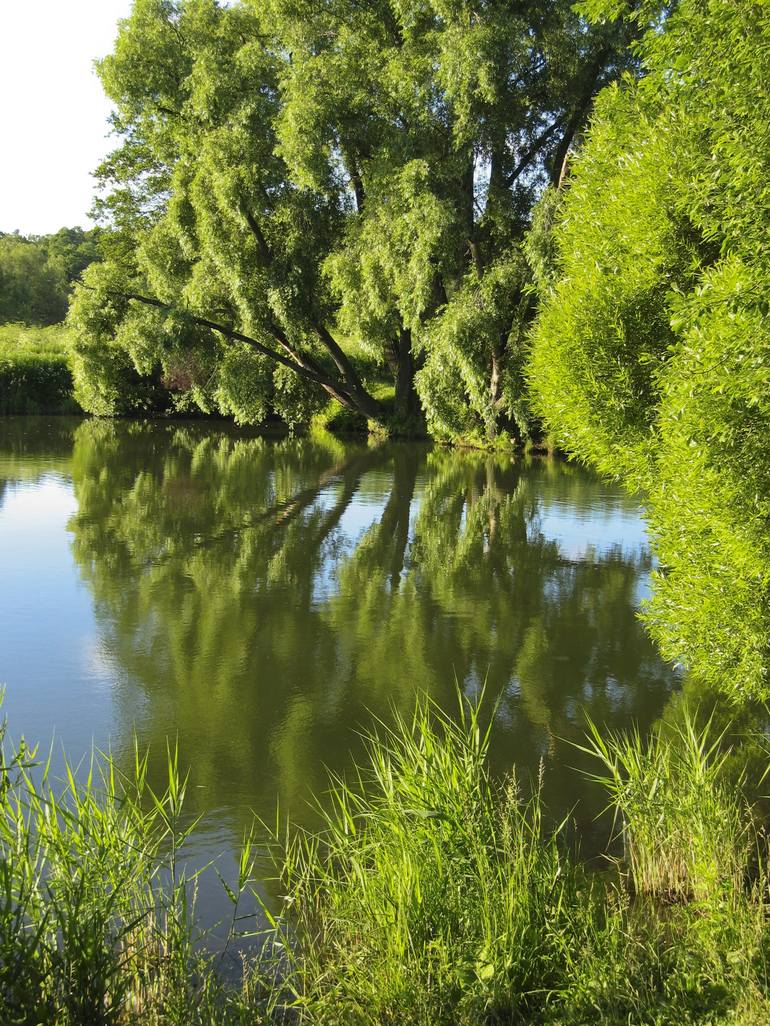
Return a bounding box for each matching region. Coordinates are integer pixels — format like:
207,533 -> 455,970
3,692 -> 769,1026
0,323 -> 556,451
0,324 -> 78,415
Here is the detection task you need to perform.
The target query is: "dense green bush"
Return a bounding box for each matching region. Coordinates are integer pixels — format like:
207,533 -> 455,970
0,325 -> 78,414
0,353 -> 76,415
527,0 -> 770,699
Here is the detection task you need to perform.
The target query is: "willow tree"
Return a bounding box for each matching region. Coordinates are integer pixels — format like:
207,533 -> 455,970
71,0 -> 634,438
528,0 -> 770,698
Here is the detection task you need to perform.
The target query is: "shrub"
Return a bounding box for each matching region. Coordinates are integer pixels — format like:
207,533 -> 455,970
0,323 -> 79,414
527,0 -> 770,698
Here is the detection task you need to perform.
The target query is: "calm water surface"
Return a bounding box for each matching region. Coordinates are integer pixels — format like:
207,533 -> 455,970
0,417 -> 679,929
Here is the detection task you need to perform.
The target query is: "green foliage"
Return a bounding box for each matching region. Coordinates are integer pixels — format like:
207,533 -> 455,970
580,709 -> 749,902
523,185 -> 563,297
417,249 -> 534,444
214,345 -> 273,426
527,78 -> 690,484
574,0 -> 676,27
0,322 -> 72,355
0,229 -> 99,414
72,0 -> 637,438
266,694 -> 770,1025
68,262 -> 176,416
272,696 -> 598,1024
5,684 -> 770,1024
0,236 -> 63,325
0,353 -> 75,415
0,696 -> 274,1025
527,0 -> 770,697
0,228 -> 99,326
0,324 -> 78,414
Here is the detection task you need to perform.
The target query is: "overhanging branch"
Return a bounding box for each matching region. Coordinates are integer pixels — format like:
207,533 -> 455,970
120,290 -> 328,386
105,287 -> 384,421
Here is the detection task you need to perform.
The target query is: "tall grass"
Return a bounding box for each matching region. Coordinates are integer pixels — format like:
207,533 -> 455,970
578,709 -> 751,902
3,690 -> 770,1025
264,695 -> 770,1025
0,708 -> 272,1025
269,698 -> 603,1024
0,323 -> 72,355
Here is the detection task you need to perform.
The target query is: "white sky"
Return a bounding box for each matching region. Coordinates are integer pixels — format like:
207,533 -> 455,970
0,0 -> 133,236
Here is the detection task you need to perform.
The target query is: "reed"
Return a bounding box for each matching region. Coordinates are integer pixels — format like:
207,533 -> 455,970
577,709 -> 751,902
3,691 -> 770,1025
268,696 -> 603,1024
0,708 -> 272,1025
267,695 -> 770,1024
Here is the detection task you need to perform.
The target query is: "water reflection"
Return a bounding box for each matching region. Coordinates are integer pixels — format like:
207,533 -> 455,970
57,419 -> 677,841
0,416 -> 76,503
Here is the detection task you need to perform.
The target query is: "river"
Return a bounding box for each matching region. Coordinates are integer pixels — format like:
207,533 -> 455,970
0,416 -> 679,942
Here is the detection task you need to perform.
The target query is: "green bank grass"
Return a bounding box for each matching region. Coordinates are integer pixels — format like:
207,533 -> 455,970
579,713 -> 751,903
0,323 -> 78,414
0,713 -> 275,1026
2,692 -> 770,1024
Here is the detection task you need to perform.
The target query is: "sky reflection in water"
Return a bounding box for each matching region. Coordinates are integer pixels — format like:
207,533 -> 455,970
0,417 -> 679,929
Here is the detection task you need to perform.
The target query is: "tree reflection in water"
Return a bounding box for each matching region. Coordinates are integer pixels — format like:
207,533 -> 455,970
65,419 -> 678,849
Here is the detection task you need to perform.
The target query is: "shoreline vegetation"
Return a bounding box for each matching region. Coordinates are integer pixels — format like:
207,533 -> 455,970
3,691 -> 770,1026
0,325 -> 78,416
0,324 -> 554,450
1,0 -> 767,1022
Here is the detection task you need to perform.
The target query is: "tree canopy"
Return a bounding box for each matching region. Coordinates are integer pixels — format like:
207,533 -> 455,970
528,0 -> 770,698
0,228 -> 99,326
70,0 -> 636,438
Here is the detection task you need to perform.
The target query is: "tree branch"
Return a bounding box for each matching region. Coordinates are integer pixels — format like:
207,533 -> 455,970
243,209 -> 271,264
503,114 -> 569,188
116,289 -> 384,423
340,143 -> 365,213
241,203 -> 380,414
119,290 -> 326,383
549,48 -> 612,187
